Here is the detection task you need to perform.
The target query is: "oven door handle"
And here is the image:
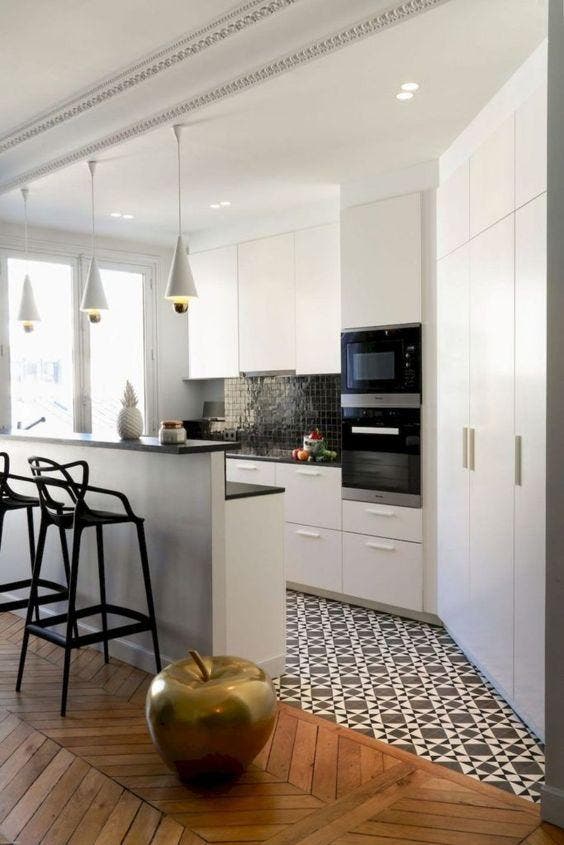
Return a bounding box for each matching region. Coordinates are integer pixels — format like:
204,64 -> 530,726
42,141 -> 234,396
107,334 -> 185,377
350,427 -> 400,435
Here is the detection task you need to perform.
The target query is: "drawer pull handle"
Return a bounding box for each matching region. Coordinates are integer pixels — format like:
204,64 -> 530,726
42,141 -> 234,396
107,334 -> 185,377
296,470 -> 321,477
236,464 -> 258,470
365,507 -> 395,518
296,529 -> 321,539
366,540 -> 396,552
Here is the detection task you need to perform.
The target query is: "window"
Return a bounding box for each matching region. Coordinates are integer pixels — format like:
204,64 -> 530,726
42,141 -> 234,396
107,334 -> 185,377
7,258 -> 74,433
1,250 -> 156,437
90,267 -> 146,435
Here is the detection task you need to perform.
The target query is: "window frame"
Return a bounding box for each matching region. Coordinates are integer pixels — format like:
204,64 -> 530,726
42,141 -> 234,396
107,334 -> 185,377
0,242 -> 158,437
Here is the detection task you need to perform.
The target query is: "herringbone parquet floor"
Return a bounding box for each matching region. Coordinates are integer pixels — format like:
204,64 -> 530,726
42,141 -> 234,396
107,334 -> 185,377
0,611 -> 560,845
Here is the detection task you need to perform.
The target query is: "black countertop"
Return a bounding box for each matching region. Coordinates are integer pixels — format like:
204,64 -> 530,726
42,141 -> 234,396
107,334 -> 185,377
226,450 -> 341,468
0,431 -> 240,455
225,481 -> 285,500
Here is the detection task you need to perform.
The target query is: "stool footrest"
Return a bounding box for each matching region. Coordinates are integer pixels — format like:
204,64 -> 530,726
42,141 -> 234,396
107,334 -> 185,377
0,579 -> 68,612
25,603 -> 152,649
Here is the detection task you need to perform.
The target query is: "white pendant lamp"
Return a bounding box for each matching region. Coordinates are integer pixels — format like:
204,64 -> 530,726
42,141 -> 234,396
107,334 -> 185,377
17,188 -> 41,333
80,160 -> 108,323
165,125 -> 197,314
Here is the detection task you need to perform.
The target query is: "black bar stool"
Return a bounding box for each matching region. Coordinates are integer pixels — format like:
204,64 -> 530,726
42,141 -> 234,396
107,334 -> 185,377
16,457 -> 162,716
0,452 -> 69,614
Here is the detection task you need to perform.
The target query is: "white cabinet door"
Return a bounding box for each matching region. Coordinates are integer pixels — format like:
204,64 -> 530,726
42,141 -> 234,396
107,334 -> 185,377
343,532 -> 423,611
226,458 -> 277,487
295,224 -> 340,374
436,163 -> 470,260
285,524 -> 342,592
468,215 -> 515,697
340,193 -> 421,329
470,115 -> 515,238
275,463 -> 341,530
436,245 -> 471,641
188,246 -> 239,378
514,193 -> 546,736
238,234 -> 295,373
516,84 -> 547,210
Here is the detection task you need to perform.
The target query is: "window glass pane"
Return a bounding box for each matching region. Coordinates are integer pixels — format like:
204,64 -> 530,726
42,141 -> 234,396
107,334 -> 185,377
8,258 -> 74,433
90,268 -> 145,435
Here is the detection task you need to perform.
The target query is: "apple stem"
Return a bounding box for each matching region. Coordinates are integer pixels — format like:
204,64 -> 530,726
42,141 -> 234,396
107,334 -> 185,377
189,650 -> 211,682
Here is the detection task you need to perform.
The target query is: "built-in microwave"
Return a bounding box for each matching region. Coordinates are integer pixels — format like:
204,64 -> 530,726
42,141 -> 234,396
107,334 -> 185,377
341,324 -> 421,407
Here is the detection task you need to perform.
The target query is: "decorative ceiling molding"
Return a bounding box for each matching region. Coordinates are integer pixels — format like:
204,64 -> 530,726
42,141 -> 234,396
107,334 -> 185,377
0,0 -> 299,154
0,0 -> 448,195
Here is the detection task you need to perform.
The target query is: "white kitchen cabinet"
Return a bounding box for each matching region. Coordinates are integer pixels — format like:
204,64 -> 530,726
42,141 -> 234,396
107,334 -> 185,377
285,523 -> 342,592
470,115 -> 515,238
343,532 -> 423,612
436,163 -> 470,259
514,194 -> 547,736
188,246 -> 239,379
340,193 -> 421,329
515,84 -> 547,210
436,245 -> 471,642
238,233 -> 295,373
295,224 -> 340,374
275,463 -> 341,530
342,500 -> 422,543
468,215 -> 515,697
226,458 -> 277,487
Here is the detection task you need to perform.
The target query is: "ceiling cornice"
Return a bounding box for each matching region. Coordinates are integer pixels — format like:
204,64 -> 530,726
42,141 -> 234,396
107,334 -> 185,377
0,0 -> 448,195
0,0 -> 298,154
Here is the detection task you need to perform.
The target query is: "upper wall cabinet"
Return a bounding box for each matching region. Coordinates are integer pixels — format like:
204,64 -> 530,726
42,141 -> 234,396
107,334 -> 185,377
436,162 -> 469,260
295,224 -> 340,374
188,245 -> 239,379
469,115 -> 515,238
515,83 -> 547,209
238,233 -> 295,373
341,193 -> 421,329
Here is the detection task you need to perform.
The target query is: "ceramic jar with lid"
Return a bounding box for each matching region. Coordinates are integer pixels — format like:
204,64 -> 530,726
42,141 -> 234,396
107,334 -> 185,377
159,420 -> 187,445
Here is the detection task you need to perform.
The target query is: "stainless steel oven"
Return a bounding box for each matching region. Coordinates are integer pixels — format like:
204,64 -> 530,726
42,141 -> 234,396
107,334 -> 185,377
341,324 -> 421,407
341,407 -> 421,507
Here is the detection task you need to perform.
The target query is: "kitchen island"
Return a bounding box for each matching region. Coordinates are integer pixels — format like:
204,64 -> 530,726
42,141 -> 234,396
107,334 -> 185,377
0,433 -> 286,676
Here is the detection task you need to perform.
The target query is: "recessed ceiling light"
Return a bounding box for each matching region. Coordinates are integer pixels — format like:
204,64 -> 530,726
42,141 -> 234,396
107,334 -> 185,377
219,200 -> 231,207
401,82 -> 419,92
110,211 -> 122,218
209,203 -> 221,209
396,91 -> 414,101
122,213 -> 135,220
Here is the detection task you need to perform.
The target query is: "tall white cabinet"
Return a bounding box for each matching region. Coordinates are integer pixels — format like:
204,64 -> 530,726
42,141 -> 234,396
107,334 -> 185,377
437,83 -> 547,737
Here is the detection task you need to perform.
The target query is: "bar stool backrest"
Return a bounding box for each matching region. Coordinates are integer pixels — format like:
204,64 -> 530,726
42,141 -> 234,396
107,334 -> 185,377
28,457 -> 89,519
0,452 -> 10,498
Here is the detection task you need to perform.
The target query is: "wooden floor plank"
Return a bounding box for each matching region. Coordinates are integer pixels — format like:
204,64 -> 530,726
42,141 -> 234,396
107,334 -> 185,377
16,757 -> 90,845
93,790 -> 143,845
123,801 -> 162,844
67,777 -> 125,845
288,719 -> 317,794
41,767 -> 106,845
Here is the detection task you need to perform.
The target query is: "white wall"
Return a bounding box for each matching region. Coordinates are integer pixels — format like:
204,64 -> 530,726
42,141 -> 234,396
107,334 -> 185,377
0,219 -> 219,429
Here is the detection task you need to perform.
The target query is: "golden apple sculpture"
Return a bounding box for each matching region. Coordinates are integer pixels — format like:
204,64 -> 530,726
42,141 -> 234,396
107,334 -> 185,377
145,650 -> 277,781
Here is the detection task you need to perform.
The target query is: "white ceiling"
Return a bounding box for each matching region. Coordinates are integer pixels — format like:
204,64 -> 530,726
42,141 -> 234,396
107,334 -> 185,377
0,0 -> 547,246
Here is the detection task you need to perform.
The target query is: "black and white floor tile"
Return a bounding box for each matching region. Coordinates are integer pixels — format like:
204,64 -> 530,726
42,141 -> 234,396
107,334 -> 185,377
274,591 -> 545,802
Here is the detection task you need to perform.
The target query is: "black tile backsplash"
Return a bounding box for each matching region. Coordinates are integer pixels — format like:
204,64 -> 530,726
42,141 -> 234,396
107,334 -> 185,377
224,374 -> 341,456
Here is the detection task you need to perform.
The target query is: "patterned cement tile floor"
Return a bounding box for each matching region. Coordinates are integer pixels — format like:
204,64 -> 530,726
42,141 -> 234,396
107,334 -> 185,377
273,590 -> 545,802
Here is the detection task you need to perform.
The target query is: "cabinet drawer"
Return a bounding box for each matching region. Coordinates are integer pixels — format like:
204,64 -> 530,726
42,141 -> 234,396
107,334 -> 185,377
285,524 -> 342,592
343,532 -> 423,611
226,459 -> 277,487
342,500 -> 422,542
275,464 -> 342,530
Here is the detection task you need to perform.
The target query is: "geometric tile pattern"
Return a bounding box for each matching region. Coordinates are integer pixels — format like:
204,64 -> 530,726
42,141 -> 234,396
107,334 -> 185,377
274,591 -> 545,802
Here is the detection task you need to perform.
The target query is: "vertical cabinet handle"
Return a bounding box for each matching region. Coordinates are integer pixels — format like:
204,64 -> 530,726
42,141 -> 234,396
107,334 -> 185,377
468,427 -> 476,471
463,427 -> 468,469
515,435 -> 522,486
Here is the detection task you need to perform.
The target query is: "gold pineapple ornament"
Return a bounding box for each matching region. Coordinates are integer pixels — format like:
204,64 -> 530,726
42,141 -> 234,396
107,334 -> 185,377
117,380 -> 143,440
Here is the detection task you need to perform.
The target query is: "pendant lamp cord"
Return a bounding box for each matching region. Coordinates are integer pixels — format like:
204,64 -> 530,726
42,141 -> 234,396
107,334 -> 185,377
177,129 -> 182,236
21,187 -> 29,273
88,160 -> 97,259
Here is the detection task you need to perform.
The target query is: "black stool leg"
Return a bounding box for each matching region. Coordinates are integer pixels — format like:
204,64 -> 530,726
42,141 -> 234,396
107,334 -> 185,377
96,525 -> 109,664
61,526 -> 82,717
59,527 -> 79,643
136,522 -> 161,674
16,517 -> 47,692
26,507 -> 39,623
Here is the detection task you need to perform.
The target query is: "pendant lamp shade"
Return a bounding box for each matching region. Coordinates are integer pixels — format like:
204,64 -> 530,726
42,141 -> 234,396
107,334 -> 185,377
165,235 -> 197,312
165,125 -> 197,314
18,188 -> 41,333
80,160 -> 108,323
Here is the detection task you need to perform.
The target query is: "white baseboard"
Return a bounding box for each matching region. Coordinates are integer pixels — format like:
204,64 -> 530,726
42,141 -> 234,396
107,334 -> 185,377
541,784 -> 564,827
